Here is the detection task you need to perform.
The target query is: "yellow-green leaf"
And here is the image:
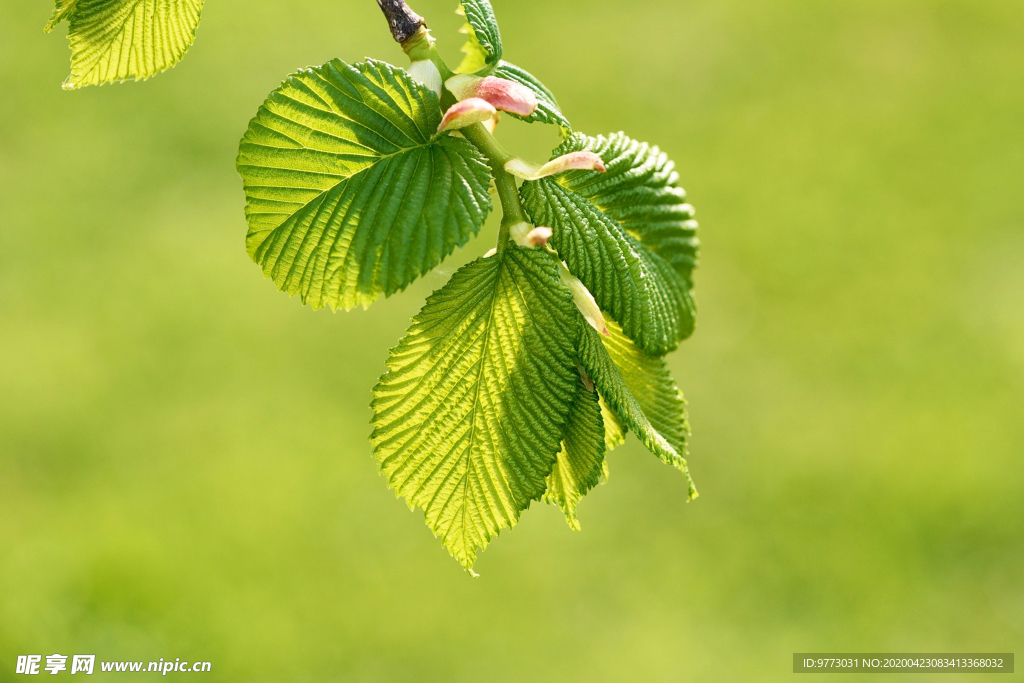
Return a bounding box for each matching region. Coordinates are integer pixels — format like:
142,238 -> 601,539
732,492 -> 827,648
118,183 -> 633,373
372,247 -> 580,571
544,379 -> 606,530
50,0 -> 205,89
577,322 -> 697,498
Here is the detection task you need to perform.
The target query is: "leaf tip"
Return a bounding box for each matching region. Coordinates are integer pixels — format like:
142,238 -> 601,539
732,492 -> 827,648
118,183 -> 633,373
679,462 -> 699,500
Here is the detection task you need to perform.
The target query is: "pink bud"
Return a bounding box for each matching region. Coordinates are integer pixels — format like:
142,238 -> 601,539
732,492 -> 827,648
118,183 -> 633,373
524,227 -> 552,247
437,97 -> 498,133
509,222 -> 552,248
505,151 -> 607,181
446,74 -> 539,117
546,151 -> 607,175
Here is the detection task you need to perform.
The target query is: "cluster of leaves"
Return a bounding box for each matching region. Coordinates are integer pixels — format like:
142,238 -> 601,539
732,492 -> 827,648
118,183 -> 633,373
236,0 -> 700,571
44,0 -> 701,572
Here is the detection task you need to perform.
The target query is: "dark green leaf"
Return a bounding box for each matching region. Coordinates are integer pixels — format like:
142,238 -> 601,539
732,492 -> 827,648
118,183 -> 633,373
521,175 -> 690,356
552,132 -> 699,283
237,59 -> 493,311
457,0 -> 503,75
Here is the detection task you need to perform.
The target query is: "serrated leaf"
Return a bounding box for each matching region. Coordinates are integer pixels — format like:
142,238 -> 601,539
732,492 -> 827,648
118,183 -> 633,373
544,379 -> 606,530
51,0 -> 204,89
493,61 -> 571,132
550,132 -> 699,283
577,322 -> 697,498
600,396 -> 626,451
456,0 -> 502,75
237,59 -> 493,311
45,0 -> 78,32
371,247 -> 580,571
521,159 -> 691,356
602,319 -> 688,455
455,16 -> 489,75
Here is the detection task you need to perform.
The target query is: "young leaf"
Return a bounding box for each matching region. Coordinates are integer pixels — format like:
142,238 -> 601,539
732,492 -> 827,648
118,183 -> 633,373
493,61 -> 571,132
544,379 -> 606,531
371,247 -> 580,571
521,168 -> 691,356
47,0 -> 205,89
445,74 -> 538,117
577,322 -> 697,498
237,59 -> 493,311
456,0 -> 503,75
600,397 -> 626,451
550,132 -> 699,285
601,320 -> 689,455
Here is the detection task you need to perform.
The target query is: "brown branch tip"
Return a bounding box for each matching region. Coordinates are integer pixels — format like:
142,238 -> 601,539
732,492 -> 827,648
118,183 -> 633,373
376,0 -> 426,45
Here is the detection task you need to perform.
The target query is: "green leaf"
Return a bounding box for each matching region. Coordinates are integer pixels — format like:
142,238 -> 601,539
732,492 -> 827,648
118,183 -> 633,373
520,151 -> 692,356
493,61 -> 571,132
237,59 -> 493,311
577,322 -> 697,498
371,247 -> 580,571
601,319 -> 689,455
45,0 -> 77,32
544,379 -> 606,530
49,0 -> 205,89
600,397 -> 626,451
456,0 -> 503,75
550,132 -> 699,284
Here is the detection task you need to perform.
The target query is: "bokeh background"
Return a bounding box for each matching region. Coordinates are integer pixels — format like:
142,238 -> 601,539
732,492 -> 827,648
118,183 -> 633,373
2,0 -> 1022,680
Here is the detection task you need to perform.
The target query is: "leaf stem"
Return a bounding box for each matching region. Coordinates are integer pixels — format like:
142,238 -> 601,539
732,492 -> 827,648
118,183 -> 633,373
380,0 -> 528,252
461,123 -> 528,252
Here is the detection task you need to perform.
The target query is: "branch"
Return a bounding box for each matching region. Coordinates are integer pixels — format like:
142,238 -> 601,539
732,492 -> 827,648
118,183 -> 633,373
375,0 -> 426,45
461,123 -> 527,251
376,2 -> 527,251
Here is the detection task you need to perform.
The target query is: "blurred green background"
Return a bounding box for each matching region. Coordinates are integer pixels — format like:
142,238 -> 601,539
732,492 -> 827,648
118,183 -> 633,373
2,0 -> 1022,680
